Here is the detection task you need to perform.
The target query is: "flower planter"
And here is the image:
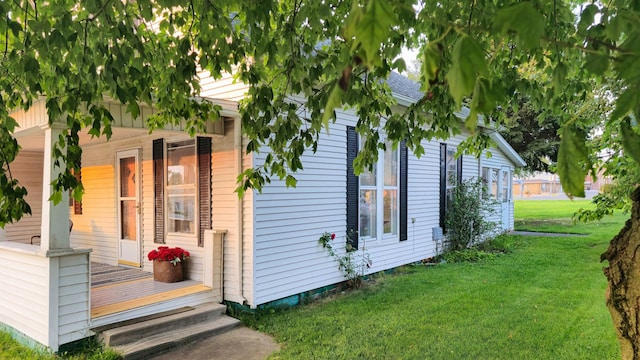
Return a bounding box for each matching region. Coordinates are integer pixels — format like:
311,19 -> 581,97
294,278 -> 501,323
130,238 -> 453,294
153,260 -> 184,283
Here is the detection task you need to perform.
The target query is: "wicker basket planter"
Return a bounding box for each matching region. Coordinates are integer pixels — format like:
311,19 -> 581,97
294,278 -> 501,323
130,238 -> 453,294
153,260 -> 184,283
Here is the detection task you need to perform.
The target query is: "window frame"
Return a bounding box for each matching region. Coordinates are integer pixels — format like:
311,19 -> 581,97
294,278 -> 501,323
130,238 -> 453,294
482,166 -> 511,203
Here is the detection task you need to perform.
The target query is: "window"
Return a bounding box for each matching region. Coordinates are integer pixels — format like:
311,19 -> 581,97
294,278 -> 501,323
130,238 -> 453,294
166,140 -> 197,234
359,141 -> 398,239
346,127 -> 407,248
501,169 -> 510,203
439,143 -> 462,230
481,167 -> 499,199
153,137 -> 212,246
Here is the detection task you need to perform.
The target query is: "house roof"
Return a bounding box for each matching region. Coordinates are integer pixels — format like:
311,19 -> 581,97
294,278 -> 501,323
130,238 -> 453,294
387,72 -> 526,167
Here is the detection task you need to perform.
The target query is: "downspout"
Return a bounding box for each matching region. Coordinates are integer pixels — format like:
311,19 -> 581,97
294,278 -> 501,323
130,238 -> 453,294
235,117 -> 248,305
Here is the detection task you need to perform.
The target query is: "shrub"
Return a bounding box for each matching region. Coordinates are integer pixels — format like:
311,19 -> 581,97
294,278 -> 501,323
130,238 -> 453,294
476,233 -> 515,253
444,177 -> 497,251
319,230 -> 371,288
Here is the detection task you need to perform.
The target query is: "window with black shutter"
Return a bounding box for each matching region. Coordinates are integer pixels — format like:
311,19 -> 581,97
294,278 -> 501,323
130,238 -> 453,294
347,127 -> 407,246
154,137 -> 212,246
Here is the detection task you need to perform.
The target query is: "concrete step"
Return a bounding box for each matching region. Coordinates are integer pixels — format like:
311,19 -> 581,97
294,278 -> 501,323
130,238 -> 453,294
112,315 -> 242,360
98,302 -> 227,347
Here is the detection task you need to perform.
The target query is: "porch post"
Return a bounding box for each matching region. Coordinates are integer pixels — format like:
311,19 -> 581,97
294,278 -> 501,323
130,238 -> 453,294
40,125 -> 71,250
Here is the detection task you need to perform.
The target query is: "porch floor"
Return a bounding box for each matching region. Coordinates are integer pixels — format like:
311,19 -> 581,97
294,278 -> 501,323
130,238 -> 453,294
91,263 -> 209,319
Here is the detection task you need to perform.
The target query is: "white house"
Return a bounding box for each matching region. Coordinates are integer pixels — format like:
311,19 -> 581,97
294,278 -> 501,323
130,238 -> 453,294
0,72 -> 524,351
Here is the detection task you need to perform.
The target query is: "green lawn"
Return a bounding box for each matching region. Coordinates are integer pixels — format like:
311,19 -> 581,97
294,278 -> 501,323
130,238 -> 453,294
237,200 -> 624,359
514,199 -> 628,236
0,333 -> 120,360
514,199 -> 595,219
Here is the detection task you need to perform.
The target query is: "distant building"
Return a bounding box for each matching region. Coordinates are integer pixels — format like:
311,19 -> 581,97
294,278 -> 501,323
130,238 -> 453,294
513,171 -> 612,198
512,172 -> 563,198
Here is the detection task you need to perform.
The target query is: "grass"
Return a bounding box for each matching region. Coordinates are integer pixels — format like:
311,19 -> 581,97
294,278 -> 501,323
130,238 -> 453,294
234,200 -> 625,359
0,334 -> 121,359
514,199 -> 628,236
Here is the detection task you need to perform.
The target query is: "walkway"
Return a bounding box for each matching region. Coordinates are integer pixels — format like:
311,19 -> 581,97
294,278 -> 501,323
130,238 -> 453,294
510,231 -> 587,237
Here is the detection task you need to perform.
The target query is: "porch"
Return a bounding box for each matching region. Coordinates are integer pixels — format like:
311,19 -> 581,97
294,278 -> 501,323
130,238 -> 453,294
0,99 -> 234,352
90,262 -> 213,328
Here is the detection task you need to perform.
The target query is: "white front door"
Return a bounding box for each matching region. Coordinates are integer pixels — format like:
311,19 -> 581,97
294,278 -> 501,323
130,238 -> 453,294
500,167 -> 512,231
117,149 -> 142,267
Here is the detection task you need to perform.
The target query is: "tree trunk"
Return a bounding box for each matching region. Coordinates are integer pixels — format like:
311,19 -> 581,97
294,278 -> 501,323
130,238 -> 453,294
602,187 -> 640,360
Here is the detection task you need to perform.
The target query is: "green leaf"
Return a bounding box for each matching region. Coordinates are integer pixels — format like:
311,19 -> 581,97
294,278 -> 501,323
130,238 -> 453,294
620,117 -> 640,166
422,42 -> 442,89
472,78 -> 502,114
610,89 -> 640,121
584,53 -> 609,75
127,101 -> 141,118
493,2 -> 546,49
446,36 -> 487,105
578,4 -> 599,33
557,126 -> 588,198
3,116 -> 19,133
353,0 -> 396,67
285,175 -> 297,187
322,81 -> 345,130
392,58 -> 406,73
7,20 -> 21,37
465,109 -> 479,130
49,190 -> 63,205
552,62 -> 568,89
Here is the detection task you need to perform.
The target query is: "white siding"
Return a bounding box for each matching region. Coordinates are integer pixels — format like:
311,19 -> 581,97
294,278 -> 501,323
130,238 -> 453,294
3,152 -> 43,243
57,253 -> 91,345
199,70 -> 249,102
0,244 -> 91,351
0,246 -> 49,344
11,99 -> 48,130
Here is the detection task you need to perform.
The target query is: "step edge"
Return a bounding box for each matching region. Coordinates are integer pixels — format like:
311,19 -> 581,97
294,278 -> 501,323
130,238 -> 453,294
112,317 -> 242,359
98,303 -> 226,345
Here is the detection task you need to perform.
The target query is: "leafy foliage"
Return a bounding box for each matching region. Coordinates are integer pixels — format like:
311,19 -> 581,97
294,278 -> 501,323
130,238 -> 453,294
318,231 -> 371,288
1,0 -> 640,224
499,98 -> 561,173
444,178 -> 497,251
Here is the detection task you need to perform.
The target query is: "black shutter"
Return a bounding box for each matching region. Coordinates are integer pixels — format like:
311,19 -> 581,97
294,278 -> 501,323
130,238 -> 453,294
153,138 -> 165,244
197,137 -> 212,247
457,155 -> 463,183
399,140 -> 408,241
346,126 -> 359,250
439,143 -> 446,230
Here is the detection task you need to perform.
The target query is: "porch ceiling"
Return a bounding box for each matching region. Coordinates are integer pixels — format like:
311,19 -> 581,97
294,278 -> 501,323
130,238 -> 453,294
15,127 -> 156,152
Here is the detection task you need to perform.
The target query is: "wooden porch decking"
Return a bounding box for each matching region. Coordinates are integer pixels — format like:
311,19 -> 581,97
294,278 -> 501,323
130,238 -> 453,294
91,263 -> 210,319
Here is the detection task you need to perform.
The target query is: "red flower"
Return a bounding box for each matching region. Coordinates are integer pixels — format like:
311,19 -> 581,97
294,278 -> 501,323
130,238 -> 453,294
148,246 -> 190,264
331,233 -> 336,240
